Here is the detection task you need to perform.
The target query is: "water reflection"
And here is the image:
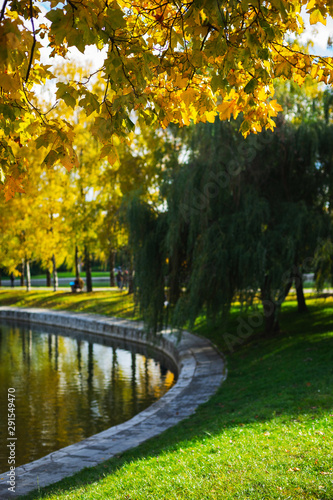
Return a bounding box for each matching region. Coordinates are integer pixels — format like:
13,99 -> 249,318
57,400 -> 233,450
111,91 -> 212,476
0,321 -> 177,473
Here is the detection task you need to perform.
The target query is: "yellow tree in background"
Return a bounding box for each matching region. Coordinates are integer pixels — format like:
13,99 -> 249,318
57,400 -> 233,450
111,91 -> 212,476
34,165 -> 73,291
0,143 -> 73,288
67,109 -> 106,292
1,0 -> 333,197
96,121 -> 165,289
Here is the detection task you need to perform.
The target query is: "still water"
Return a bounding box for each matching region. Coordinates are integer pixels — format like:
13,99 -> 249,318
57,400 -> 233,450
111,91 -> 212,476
0,320 -> 177,473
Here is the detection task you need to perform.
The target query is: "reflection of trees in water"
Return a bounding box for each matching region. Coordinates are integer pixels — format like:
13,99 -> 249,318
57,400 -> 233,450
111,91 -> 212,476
20,328 -> 33,370
54,334 -> 58,371
77,339 -> 83,393
77,339 -> 82,372
0,322 -> 176,472
160,364 -> 168,378
134,356 -> 176,401
48,334 -> 52,361
21,327 -> 26,363
86,342 -> 95,431
131,352 -> 137,414
87,343 -> 94,385
145,357 -> 149,401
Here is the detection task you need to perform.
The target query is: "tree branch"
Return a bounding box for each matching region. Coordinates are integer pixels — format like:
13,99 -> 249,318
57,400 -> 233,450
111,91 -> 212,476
0,0 -> 8,22
25,0 -> 36,83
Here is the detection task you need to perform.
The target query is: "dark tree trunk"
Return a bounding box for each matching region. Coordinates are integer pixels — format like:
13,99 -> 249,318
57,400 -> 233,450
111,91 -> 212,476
46,268 -> 51,287
262,299 -> 280,335
109,249 -> 115,287
20,259 -> 25,287
284,275 -> 293,299
261,279 -> 280,335
0,268 -> 2,287
75,245 -> 80,279
10,273 -> 15,288
85,246 -> 93,292
26,260 -> 31,292
294,265 -> 308,313
128,258 -> 134,295
52,254 -> 58,292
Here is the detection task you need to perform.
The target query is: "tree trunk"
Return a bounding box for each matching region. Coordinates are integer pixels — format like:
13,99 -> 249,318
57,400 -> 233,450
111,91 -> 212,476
0,268 -> 2,287
75,245 -> 80,279
52,254 -> 58,292
261,279 -> 280,335
85,246 -> 93,292
46,268 -> 51,287
26,260 -> 31,292
10,273 -> 15,288
20,259 -> 25,287
294,265 -> 308,313
263,302 -> 280,335
283,272 -> 293,299
128,256 -> 134,294
109,249 -> 115,287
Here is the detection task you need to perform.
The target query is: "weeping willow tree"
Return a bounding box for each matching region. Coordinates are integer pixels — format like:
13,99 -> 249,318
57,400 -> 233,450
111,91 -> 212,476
127,198 -> 168,332
313,121 -> 333,289
127,115 -> 330,335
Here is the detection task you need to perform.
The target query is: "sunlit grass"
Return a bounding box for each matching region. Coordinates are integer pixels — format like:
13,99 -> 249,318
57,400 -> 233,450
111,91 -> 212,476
1,271 -> 111,280
1,291 -> 332,499
0,289 -> 138,319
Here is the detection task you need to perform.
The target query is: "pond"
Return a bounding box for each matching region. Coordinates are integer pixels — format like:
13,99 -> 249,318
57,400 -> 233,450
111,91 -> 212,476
0,320 -> 177,473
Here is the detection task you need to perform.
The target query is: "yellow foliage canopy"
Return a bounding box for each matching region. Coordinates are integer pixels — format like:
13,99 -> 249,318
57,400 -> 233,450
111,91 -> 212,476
1,0 -> 333,197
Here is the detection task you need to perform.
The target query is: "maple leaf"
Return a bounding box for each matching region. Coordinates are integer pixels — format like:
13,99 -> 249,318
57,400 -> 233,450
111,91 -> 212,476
3,176 -> 25,201
217,100 -> 236,120
310,9 -> 327,25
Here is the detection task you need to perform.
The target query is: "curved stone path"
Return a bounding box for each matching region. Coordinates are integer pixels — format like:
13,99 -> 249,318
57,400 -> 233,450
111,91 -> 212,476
0,307 -> 226,498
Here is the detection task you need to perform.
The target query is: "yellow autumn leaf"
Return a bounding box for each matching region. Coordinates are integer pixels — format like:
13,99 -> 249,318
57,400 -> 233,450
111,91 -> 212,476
3,176 -> 25,201
217,100 -> 236,120
121,87 -> 132,95
0,73 -> 20,91
175,74 -> 188,89
274,61 -> 292,78
205,110 -> 217,123
306,0 -> 316,10
269,99 -> 283,114
310,9 -> 326,25
293,73 -> 305,86
181,88 -> 197,108
180,109 -> 191,126
108,149 -> 119,166
5,32 -> 20,50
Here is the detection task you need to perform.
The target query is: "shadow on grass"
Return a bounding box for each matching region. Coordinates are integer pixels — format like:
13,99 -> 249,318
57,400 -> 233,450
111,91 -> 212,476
19,299 -> 333,499
0,290 -> 137,319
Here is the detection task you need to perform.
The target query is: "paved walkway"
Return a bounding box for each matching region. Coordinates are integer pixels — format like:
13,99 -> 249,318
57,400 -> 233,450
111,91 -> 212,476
0,308 -> 226,499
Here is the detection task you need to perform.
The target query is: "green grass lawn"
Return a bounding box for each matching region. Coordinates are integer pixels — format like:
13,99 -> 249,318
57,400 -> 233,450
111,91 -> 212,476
1,271 -> 111,280
1,271 -> 114,288
0,290 -> 332,499
0,289 -> 137,319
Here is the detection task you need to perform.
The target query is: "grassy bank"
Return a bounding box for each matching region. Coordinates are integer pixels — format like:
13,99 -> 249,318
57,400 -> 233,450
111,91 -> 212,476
1,271 -> 111,280
1,291 -> 332,499
0,289 -> 137,319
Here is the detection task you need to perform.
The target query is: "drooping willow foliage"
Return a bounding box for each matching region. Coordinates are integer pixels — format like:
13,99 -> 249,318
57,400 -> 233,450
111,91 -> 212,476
127,116 -> 331,334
